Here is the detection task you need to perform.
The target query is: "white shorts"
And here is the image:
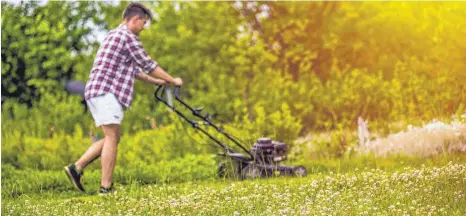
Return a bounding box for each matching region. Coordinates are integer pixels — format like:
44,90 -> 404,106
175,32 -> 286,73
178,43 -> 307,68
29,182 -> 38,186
86,93 -> 124,127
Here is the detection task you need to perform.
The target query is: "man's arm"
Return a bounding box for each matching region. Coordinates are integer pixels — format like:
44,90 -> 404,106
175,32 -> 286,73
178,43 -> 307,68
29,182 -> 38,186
135,71 -> 167,85
124,33 -> 182,85
149,66 -> 183,86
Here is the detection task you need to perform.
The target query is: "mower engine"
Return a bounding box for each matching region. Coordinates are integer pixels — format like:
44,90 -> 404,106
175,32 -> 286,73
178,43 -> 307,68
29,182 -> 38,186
251,137 -> 288,164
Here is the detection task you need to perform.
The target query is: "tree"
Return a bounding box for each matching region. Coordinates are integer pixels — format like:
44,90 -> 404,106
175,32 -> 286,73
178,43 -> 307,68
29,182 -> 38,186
1,1 -> 104,106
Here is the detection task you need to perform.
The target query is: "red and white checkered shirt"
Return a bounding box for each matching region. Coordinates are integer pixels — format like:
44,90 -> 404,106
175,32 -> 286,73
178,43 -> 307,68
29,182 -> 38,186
84,24 -> 158,108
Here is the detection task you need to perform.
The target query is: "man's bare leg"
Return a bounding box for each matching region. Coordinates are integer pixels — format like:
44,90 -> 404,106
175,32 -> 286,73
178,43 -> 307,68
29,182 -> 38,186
100,124 -> 121,188
74,139 -> 105,171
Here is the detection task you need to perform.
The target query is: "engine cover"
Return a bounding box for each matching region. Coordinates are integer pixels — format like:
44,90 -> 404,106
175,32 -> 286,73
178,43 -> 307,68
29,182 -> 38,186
251,137 -> 288,163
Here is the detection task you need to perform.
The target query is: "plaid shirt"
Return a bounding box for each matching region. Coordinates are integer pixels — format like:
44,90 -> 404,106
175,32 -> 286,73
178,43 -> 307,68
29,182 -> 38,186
84,24 -> 158,108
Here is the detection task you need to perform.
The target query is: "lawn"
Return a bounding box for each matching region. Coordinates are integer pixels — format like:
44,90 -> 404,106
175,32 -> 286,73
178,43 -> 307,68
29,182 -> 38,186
2,161 -> 465,215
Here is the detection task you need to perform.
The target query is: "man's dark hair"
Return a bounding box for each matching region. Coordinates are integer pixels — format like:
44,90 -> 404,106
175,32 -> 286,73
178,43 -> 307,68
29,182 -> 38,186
123,2 -> 153,22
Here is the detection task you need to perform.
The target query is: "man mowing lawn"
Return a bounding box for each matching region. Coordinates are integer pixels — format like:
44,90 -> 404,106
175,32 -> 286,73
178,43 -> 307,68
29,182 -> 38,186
64,2 -> 183,194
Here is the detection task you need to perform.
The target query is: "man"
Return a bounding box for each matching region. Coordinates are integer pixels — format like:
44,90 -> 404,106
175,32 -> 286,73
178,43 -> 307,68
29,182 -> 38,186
64,2 -> 183,194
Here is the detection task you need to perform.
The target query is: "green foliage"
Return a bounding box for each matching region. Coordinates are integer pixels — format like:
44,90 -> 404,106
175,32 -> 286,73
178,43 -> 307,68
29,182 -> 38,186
230,103 -> 302,148
1,89 -> 92,141
1,1 -> 104,105
118,114 -> 216,165
1,116 -> 219,170
118,154 -> 217,185
1,122 -> 90,169
302,130 -> 357,159
2,1 -> 466,169
135,2 -> 244,121
237,1 -> 466,131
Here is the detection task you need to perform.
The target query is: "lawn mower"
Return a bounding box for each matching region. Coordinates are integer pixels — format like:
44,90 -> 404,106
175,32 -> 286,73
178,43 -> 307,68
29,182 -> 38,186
155,85 -> 307,180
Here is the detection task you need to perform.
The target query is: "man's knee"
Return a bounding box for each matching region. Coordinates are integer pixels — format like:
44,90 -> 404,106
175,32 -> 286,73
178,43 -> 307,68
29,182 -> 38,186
104,133 -> 121,144
101,124 -> 121,144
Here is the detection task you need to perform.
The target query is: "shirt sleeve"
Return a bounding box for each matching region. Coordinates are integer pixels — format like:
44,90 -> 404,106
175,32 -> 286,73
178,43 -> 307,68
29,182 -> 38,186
125,33 -> 159,74
134,67 -> 142,76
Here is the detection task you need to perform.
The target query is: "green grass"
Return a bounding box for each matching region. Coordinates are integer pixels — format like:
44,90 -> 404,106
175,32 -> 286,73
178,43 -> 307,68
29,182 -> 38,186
2,157 -> 466,215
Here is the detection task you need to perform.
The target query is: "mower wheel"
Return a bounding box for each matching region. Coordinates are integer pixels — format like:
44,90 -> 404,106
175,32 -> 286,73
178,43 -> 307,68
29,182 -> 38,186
292,165 -> 307,177
241,164 -> 262,180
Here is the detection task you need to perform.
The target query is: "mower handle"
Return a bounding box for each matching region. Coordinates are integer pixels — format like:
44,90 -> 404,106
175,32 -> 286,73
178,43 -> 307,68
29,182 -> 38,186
154,84 -> 254,158
155,85 -> 181,99
154,85 -> 167,104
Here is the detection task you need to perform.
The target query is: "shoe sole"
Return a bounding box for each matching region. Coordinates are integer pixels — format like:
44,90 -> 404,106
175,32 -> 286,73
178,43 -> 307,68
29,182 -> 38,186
64,166 -> 85,192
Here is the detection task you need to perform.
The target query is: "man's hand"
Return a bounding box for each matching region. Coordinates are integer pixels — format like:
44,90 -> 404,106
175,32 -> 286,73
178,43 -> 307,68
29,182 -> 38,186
150,66 -> 183,86
173,77 -> 183,86
155,79 -> 167,85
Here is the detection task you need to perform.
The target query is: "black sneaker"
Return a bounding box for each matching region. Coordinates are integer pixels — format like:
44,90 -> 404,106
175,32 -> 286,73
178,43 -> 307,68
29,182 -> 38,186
64,164 -> 85,192
99,183 -> 114,195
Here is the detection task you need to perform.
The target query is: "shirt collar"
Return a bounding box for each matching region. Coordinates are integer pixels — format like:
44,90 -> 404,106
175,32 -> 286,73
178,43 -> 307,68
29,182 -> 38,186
118,23 -> 129,30
118,24 -> 137,36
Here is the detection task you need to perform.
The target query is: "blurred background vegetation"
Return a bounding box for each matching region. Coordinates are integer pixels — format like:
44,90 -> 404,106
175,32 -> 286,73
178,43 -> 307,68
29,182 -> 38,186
2,1 -> 465,175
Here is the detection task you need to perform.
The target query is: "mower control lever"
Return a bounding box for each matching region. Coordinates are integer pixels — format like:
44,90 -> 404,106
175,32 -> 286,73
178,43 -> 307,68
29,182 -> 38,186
190,120 -> 210,127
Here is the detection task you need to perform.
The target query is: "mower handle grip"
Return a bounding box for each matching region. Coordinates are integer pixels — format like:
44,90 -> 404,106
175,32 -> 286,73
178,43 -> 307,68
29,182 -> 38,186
174,86 -> 181,99
155,85 -> 182,102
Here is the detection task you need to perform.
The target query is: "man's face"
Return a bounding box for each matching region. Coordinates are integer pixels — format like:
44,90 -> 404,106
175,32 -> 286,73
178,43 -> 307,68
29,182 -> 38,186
131,16 -> 149,35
